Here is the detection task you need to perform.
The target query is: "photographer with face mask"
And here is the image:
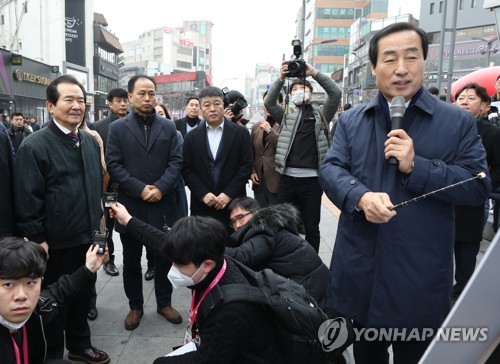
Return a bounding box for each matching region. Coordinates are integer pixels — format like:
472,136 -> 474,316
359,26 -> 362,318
264,60 -> 341,252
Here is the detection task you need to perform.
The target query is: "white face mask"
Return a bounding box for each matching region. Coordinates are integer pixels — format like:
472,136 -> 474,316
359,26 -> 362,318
292,91 -> 310,106
168,264 -> 207,289
0,314 -> 30,331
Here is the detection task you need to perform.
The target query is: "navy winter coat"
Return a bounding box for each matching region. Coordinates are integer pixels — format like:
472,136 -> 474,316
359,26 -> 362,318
319,88 -> 491,330
106,110 -> 183,230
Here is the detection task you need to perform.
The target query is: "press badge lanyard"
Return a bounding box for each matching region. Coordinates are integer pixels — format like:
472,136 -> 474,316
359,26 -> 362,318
10,326 -> 29,364
188,259 -> 227,340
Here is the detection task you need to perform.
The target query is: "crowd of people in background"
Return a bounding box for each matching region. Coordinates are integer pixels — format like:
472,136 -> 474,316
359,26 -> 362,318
1,20 -> 499,364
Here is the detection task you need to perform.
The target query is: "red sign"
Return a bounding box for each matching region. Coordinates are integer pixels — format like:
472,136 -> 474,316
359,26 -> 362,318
179,39 -> 194,47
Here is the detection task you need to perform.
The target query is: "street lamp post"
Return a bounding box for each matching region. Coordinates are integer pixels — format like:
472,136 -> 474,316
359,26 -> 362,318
472,36 -> 498,67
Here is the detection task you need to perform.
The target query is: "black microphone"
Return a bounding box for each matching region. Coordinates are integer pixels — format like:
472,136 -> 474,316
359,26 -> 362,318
388,96 -> 407,165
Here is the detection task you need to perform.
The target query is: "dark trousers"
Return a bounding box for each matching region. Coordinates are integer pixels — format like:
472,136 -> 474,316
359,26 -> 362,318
120,233 -> 173,309
278,175 -> 322,252
353,322 -> 430,364
42,244 -> 92,358
453,240 -> 481,301
253,172 -> 279,208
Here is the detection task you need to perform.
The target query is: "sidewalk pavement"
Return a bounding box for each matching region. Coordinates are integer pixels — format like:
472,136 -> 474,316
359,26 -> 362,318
69,192 -> 492,363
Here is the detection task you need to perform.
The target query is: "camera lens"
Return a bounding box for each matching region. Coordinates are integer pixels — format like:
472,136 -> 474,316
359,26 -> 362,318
288,61 -> 299,72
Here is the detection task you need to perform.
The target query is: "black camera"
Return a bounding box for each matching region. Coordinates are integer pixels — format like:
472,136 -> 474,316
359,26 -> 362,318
103,191 -> 117,207
92,230 -> 107,255
222,88 -> 248,123
287,39 -> 306,78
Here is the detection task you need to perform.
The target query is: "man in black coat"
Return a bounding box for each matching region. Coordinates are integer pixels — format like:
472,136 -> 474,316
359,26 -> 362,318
7,112 -> 31,153
0,131 -> 14,238
454,82 -> 500,302
174,96 -> 201,137
182,86 -> 253,226
106,204 -> 285,364
94,87 -> 129,277
227,197 -> 330,310
106,75 -> 183,331
14,75 -> 108,363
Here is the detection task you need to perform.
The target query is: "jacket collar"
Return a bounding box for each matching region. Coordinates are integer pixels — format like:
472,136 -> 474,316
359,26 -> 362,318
362,86 -> 436,117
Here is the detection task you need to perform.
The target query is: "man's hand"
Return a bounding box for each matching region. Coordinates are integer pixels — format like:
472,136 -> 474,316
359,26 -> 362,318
305,62 -> 319,78
203,193 -> 218,207
384,129 -> 415,174
250,173 -> 260,185
140,185 -> 152,200
109,202 -> 132,226
215,193 -> 232,210
259,120 -> 272,133
356,192 -> 396,223
85,244 -> 108,273
145,186 -> 163,203
279,61 -> 289,82
224,108 -> 234,120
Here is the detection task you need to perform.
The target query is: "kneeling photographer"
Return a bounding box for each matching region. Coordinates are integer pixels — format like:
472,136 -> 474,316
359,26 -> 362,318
264,39 -> 341,253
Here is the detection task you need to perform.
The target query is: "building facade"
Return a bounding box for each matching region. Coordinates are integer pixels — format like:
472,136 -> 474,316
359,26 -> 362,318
419,0 -> 499,93
0,0 -> 124,121
120,21 -> 213,87
302,0 -> 388,76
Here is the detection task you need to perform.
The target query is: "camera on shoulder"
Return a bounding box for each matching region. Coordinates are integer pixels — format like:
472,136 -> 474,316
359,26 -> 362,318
287,39 -> 306,78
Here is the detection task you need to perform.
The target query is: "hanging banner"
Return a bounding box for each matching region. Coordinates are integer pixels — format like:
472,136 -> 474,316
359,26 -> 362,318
65,0 -> 86,66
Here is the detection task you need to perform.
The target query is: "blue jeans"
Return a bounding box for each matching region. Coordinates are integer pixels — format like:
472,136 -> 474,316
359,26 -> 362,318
121,233 -> 173,310
278,175 -> 323,252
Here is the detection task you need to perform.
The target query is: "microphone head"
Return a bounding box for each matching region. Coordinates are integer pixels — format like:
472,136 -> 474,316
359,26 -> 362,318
390,96 -> 406,118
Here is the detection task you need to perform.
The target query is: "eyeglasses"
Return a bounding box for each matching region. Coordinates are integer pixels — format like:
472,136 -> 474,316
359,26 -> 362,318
230,212 -> 252,227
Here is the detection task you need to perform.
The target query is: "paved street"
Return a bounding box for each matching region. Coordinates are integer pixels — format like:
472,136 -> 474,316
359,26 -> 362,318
67,189 -> 493,363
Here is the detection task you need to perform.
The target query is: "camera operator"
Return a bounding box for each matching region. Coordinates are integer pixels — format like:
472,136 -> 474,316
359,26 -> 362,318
264,57 -> 341,253
223,89 -> 249,126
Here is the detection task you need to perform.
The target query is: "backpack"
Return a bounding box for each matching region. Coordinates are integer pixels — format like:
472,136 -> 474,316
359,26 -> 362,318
199,257 -> 353,364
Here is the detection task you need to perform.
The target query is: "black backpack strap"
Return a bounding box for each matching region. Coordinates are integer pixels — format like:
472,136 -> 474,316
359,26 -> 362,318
199,283 -> 269,321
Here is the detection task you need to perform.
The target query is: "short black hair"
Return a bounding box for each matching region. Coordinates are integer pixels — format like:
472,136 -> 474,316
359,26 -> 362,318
369,22 -> 428,67
343,103 -> 352,111
11,112 -> 24,118
199,86 -> 224,102
107,87 -> 128,102
46,75 -> 86,105
428,86 -> 439,96
0,237 -> 47,279
228,197 -> 261,214
164,216 -> 227,266
128,75 -> 157,93
289,79 -> 313,94
455,82 -> 490,103
185,96 -> 200,106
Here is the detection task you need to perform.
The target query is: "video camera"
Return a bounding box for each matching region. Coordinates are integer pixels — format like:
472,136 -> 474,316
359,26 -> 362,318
222,88 -> 249,125
287,39 -> 306,78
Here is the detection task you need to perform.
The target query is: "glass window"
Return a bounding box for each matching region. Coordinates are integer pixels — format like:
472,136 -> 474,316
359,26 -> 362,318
439,1 -> 443,13
430,2 -> 435,14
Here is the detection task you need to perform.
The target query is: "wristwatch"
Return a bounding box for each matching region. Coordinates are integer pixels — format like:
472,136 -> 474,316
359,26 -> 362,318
268,127 -> 272,134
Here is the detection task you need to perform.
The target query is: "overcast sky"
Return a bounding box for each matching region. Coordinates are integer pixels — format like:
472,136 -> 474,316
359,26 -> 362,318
93,0 -> 421,91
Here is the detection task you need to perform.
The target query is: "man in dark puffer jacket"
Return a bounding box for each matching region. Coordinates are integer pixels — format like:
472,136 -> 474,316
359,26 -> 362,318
227,197 -> 330,310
